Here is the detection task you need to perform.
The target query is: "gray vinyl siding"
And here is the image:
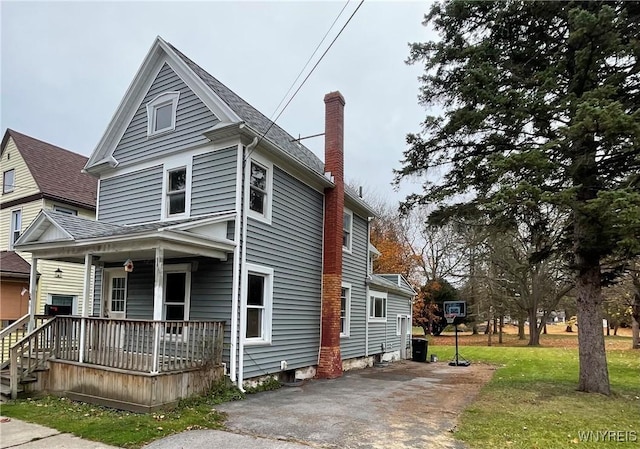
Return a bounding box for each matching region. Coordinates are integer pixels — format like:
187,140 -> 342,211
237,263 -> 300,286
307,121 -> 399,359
191,147 -> 238,216
190,257 -> 234,366
92,267 -> 103,316
244,166 -> 324,379
112,63 -> 219,165
95,258 -> 233,363
341,214 -> 369,359
98,165 -> 162,225
124,262 -> 155,319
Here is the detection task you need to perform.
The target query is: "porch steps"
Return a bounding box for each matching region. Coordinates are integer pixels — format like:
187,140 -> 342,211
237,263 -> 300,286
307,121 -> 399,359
0,369 -> 39,400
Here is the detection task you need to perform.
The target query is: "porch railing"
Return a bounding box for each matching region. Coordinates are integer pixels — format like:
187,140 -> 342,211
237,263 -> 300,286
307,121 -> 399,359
9,316 -> 224,399
1,314 -> 51,370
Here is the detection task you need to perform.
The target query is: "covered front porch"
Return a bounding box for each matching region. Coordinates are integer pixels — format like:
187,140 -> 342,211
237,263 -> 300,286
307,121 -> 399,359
10,210 -> 237,410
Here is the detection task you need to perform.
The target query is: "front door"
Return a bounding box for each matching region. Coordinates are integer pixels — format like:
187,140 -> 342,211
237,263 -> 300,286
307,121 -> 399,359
104,269 -> 127,319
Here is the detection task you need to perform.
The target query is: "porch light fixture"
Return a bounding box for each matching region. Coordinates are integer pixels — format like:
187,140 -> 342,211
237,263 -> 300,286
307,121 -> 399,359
124,259 -> 134,273
54,268 -> 63,278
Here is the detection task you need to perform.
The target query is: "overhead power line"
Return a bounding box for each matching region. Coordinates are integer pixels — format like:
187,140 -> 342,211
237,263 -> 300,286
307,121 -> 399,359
247,0 -> 366,158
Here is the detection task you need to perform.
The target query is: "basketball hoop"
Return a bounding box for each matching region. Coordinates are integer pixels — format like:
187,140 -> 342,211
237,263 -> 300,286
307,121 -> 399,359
445,313 -> 456,325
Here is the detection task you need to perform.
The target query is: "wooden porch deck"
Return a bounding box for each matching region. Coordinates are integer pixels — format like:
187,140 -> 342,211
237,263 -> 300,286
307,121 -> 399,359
7,316 -> 225,411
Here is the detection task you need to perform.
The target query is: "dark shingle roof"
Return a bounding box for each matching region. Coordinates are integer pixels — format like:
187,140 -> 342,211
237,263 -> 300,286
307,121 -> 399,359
3,130 -> 98,210
45,210 -> 123,240
0,251 -> 31,276
166,42 -> 325,175
44,210 -> 220,240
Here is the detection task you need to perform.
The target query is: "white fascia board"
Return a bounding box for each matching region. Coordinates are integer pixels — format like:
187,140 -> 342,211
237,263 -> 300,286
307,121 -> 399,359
17,230 -> 235,257
158,212 -> 236,232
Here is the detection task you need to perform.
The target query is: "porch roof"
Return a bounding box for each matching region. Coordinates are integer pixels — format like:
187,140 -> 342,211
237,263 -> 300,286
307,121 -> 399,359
14,210 -> 236,263
368,274 -> 416,297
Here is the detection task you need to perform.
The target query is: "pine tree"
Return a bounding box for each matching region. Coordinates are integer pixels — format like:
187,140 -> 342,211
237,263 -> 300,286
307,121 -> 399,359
397,1 -> 640,394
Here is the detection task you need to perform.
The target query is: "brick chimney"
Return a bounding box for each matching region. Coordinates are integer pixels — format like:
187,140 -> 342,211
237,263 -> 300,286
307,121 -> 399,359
317,91 -> 345,379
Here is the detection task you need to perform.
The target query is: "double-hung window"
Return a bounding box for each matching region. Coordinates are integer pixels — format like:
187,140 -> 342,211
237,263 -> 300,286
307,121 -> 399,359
340,283 -> 351,337
9,210 -> 21,249
146,91 -> 180,137
245,264 -> 273,344
248,158 -> 272,223
167,167 -> 186,216
343,209 -> 353,252
368,291 -> 387,322
3,169 -> 15,194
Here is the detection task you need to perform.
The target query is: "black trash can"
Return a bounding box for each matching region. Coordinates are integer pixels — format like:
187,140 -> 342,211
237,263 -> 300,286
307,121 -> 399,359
412,338 -> 428,362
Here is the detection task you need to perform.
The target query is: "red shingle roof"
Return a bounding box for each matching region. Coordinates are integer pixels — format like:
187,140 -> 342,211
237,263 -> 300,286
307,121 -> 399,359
2,129 -> 97,209
0,251 -> 31,276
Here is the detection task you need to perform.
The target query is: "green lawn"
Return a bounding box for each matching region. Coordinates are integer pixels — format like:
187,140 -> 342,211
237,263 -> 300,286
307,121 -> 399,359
429,345 -> 640,448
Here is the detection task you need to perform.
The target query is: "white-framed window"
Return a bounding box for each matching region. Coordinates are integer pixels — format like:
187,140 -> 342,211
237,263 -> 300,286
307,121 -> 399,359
3,169 -> 15,194
244,263 -> 273,344
163,264 -> 191,334
53,205 -> 78,216
397,314 -> 411,336
165,166 -> 187,217
9,209 -> 21,249
110,277 -> 126,313
47,294 -> 77,315
247,155 -> 273,223
340,282 -> 351,337
368,291 -> 387,322
343,209 -> 353,252
146,91 -> 180,137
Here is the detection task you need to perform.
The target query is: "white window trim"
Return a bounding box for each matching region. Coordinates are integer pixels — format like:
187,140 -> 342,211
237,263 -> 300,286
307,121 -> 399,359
341,282 -> 352,338
46,294 -> 79,315
396,314 -> 411,336
53,205 -> 78,215
3,169 -> 15,194
245,152 -> 273,224
162,263 -> 192,321
161,158 -> 192,220
9,209 -> 21,250
343,208 -> 353,253
103,268 -> 127,318
146,91 -> 180,137
243,263 -> 274,345
368,290 -> 388,323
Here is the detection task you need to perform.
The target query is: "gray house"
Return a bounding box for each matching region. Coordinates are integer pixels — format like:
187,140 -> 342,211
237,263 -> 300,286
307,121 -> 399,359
14,37 -> 414,408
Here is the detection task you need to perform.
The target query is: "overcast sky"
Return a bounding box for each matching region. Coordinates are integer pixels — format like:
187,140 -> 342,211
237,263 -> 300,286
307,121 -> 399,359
1,0 -> 435,204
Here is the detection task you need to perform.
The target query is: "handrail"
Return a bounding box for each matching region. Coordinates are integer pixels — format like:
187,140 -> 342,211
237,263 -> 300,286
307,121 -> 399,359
1,314 -> 50,370
9,317 -> 57,399
8,316 -> 224,399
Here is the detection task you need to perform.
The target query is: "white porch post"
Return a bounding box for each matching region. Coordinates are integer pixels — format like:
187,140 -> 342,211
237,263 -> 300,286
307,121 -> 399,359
27,258 -> 38,332
78,253 -> 92,363
152,247 -> 164,373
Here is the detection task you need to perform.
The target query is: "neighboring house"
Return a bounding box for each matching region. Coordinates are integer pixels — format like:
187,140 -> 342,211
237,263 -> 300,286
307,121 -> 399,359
0,251 -> 32,326
0,130 -> 97,327
13,37 -> 414,408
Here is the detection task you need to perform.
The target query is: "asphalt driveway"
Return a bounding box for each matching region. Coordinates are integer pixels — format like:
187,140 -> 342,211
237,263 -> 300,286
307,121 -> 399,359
145,360 -> 494,449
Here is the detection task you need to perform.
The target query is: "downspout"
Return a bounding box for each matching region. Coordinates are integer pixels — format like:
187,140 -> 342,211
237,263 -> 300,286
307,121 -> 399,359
237,137 -> 258,390
229,141 -> 246,382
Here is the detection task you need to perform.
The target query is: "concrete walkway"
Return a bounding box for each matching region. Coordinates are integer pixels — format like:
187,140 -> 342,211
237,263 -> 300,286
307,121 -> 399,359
0,417 -> 117,449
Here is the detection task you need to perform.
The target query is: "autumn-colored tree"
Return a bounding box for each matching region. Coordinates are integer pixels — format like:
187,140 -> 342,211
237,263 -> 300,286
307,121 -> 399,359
369,203 -> 421,281
413,278 -> 460,335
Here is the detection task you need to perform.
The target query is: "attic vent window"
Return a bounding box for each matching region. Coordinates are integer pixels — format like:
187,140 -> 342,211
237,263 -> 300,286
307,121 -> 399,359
146,91 -> 180,136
